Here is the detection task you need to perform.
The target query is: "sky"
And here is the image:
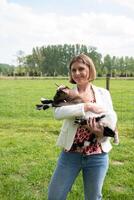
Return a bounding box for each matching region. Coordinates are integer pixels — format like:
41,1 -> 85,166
0,0 -> 134,65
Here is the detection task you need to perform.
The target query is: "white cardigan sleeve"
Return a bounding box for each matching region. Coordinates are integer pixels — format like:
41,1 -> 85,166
53,103 -> 86,120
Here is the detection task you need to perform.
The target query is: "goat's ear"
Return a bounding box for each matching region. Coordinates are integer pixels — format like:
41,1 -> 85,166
56,85 -> 67,91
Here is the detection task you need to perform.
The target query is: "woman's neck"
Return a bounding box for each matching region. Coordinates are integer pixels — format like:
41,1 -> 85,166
77,82 -> 91,93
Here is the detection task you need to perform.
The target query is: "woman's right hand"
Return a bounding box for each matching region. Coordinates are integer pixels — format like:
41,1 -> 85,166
84,102 -> 105,114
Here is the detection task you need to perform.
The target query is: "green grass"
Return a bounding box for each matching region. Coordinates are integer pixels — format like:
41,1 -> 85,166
0,79 -> 134,200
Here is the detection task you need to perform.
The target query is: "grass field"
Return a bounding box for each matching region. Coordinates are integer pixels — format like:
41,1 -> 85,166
0,79 -> 134,200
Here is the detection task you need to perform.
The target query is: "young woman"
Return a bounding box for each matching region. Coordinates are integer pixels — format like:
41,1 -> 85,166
48,54 -> 117,200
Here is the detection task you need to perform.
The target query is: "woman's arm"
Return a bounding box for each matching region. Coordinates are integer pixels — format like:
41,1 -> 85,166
54,103 -> 85,120
54,102 -> 105,120
100,89 -> 117,130
85,90 -> 117,139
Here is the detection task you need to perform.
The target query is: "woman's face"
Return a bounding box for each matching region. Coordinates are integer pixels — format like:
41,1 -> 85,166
70,61 -> 90,85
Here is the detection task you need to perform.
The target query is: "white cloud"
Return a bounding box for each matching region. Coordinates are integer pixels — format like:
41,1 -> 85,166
112,0 -> 134,11
0,0 -> 134,64
97,0 -> 134,10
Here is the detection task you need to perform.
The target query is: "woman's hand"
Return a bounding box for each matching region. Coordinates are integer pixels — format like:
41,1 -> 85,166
84,102 -> 105,114
87,118 -> 104,138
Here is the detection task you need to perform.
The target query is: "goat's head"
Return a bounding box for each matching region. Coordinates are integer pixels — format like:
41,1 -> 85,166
53,86 -> 84,106
53,86 -> 71,104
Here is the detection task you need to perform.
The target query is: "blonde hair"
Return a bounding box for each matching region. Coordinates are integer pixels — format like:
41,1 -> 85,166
69,53 -> 96,84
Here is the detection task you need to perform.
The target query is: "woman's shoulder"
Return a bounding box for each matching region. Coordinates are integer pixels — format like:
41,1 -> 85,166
92,85 -> 109,94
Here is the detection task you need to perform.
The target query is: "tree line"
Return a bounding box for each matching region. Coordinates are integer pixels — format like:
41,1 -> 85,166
0,64 -> 14,76
1,44 -> 134,77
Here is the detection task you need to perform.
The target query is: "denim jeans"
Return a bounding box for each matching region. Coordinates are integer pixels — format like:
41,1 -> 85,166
48,151 -> 109,200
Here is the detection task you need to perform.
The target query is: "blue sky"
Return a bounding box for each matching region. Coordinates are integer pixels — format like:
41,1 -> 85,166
1,0 -> 134,65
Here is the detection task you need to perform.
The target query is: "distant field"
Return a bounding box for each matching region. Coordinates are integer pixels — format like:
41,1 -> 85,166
0,79 -> 134,200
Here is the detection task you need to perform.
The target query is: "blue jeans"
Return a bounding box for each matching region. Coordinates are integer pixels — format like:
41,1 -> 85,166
48,151 -> 109,200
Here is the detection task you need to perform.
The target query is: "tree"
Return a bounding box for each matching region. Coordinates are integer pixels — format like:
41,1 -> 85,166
103,54 -> 112,76
16,50 -> 25,76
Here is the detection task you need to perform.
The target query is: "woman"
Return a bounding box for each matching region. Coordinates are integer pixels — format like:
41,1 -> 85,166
48,54 -> 117,200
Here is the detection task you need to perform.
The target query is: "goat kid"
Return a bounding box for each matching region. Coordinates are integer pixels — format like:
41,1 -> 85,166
36,86 -> 119,144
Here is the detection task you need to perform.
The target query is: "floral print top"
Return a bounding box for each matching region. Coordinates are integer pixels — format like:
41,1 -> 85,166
68,126 -> 102,155
66,87 -> 102,155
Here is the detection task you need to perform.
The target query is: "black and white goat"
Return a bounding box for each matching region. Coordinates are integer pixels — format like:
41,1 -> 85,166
36,86 -> 119,144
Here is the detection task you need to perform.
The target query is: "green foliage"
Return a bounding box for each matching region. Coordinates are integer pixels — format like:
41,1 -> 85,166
1,44 -> 134,77
0,79 -> 134,200
23,44 -> 102,77
21,44 -> 134,77
0,64 -> 15,76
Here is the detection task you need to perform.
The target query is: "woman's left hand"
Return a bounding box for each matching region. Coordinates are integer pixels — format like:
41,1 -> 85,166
87,118 -> 104,138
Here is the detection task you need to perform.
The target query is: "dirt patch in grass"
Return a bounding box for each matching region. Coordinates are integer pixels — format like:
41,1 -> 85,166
112,160 -> 124,166
112,185 -> 126,193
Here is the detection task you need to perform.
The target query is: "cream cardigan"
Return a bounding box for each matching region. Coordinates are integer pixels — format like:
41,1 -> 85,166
53,85 -> 117,152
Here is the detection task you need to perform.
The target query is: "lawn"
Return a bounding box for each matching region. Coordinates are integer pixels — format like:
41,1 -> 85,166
0,78 -> 134,200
